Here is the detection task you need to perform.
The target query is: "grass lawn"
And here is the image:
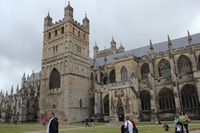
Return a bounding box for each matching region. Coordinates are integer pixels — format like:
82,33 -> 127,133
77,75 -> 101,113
0,121 -> 200,133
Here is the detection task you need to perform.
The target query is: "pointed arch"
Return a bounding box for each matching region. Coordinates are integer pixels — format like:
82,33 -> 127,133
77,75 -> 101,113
140,90 -> 151,111
103,94 -> 109,116
141,63 -> 149,79
158,88 -> 175,111
198,54 -> 200,69
181,84 -> 200,109
109,69 -> 116,83
158,59 -> 171,77
121,66 -> 128,83
178,55 -> 192,75
49,68 -> 60,89
100,72 -> 104,84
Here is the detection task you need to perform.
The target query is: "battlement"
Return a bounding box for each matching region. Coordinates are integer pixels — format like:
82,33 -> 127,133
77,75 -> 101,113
94,39 -> 125,58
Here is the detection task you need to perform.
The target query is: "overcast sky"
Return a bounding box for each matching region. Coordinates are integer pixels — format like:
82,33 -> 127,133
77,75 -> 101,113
0,0 -> 200,93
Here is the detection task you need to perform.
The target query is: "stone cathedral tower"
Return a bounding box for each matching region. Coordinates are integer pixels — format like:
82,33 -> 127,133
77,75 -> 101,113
39,2 -> 91,123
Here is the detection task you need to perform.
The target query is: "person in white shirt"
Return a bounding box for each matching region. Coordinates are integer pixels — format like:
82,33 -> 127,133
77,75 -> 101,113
46,111 -> 58,133
124,116 -> 133,133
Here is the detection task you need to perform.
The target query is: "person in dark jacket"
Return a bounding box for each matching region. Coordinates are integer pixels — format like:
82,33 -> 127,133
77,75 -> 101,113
46,111 -> 59,133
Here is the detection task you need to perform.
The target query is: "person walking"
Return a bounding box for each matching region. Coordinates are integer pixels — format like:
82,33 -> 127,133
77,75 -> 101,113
179,111 -> 191,133
163,122 -> 169,133
46,111 -> 59,133
85,116 -> 90,127
124,116 -> 133,133
130,117 -> 138,133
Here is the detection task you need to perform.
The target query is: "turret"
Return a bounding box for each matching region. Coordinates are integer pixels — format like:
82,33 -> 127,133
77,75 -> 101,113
16,85 -> 19,93
21,72 -> 26,88
10,86 -> 13,96
167,35 -> 172,56
110,37 -> 117,50
93,41 -> 99,59
103,53 -> 108,77
119,43 -> 125,52
187,30 -> 192,45
44,12 -> 52,29
64,1 -> 74,21
104,53 -> 107,66
32,70 -> 35,80
149,39 -> 154,54
83,13 -> 90,32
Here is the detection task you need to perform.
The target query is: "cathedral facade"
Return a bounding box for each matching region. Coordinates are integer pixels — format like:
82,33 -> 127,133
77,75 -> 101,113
1,3 -> 200,123
93,34 -> 200,122
0,72 -> 40,123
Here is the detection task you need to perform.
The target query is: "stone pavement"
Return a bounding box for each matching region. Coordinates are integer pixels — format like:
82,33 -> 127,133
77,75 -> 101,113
191,130 -> 200,133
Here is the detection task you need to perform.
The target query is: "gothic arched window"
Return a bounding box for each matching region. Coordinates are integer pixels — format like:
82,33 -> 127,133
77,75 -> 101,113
103,94 -> 109,116
141,63 -> 149,79
72,27 -> 75,35
100,72 -> 104,84
90,73 -> 94,90
121,66 -> 128,83
90,97 -> 95,115
49,68 -> 60,89
181,84 -> 200,109
159,88 -> 175,111
178,55 -> 192,75
198,55 -> 200,69
109,69 -> 116,83
140,90 -> 151,111
158,59 -> 171,77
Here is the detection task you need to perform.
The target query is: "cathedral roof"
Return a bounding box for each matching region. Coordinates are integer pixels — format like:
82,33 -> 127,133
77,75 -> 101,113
94,33 -> 200,66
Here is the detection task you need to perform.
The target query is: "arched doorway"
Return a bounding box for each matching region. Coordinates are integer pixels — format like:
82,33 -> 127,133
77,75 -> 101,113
103,95 -> 109,116
117,106 -> 125,121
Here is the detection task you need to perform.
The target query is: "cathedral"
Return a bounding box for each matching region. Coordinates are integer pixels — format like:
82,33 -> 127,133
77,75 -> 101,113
0,2 -> 200,123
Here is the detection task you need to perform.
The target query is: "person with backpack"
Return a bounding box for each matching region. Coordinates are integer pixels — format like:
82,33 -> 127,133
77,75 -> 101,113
179,111 -> 191,133
163,122 -> 169,133
124,116 -> 133,133
130,118 -> 138,133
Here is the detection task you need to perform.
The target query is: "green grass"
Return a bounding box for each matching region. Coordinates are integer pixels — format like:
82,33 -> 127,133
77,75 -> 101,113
0,123 -> 45,133
0,122 -> 200,133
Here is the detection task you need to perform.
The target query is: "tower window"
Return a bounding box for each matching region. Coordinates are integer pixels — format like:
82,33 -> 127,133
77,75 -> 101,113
48,32 -> 51,39
73,27 -> 75,35
54,30 -> 57,36
61,27 -> 64,34
78,31 -> 80,37
80,99 -> 82,108
83,34 -> 86,40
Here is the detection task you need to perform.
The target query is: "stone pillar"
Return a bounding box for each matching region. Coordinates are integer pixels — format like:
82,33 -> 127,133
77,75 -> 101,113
190,53 -> 198,71
94,92 -> 99,115
195,79 -> 200,102
148,56 -> 158,122
169,55 -> 182,114
173,86 -> 181,112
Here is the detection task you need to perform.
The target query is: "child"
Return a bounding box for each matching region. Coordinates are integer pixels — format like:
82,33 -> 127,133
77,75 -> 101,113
163,122 -> 169,133
176,124 -> 182,133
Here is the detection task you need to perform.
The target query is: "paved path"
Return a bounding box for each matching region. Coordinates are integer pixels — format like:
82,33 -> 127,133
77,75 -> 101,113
191,130 -> 200,133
